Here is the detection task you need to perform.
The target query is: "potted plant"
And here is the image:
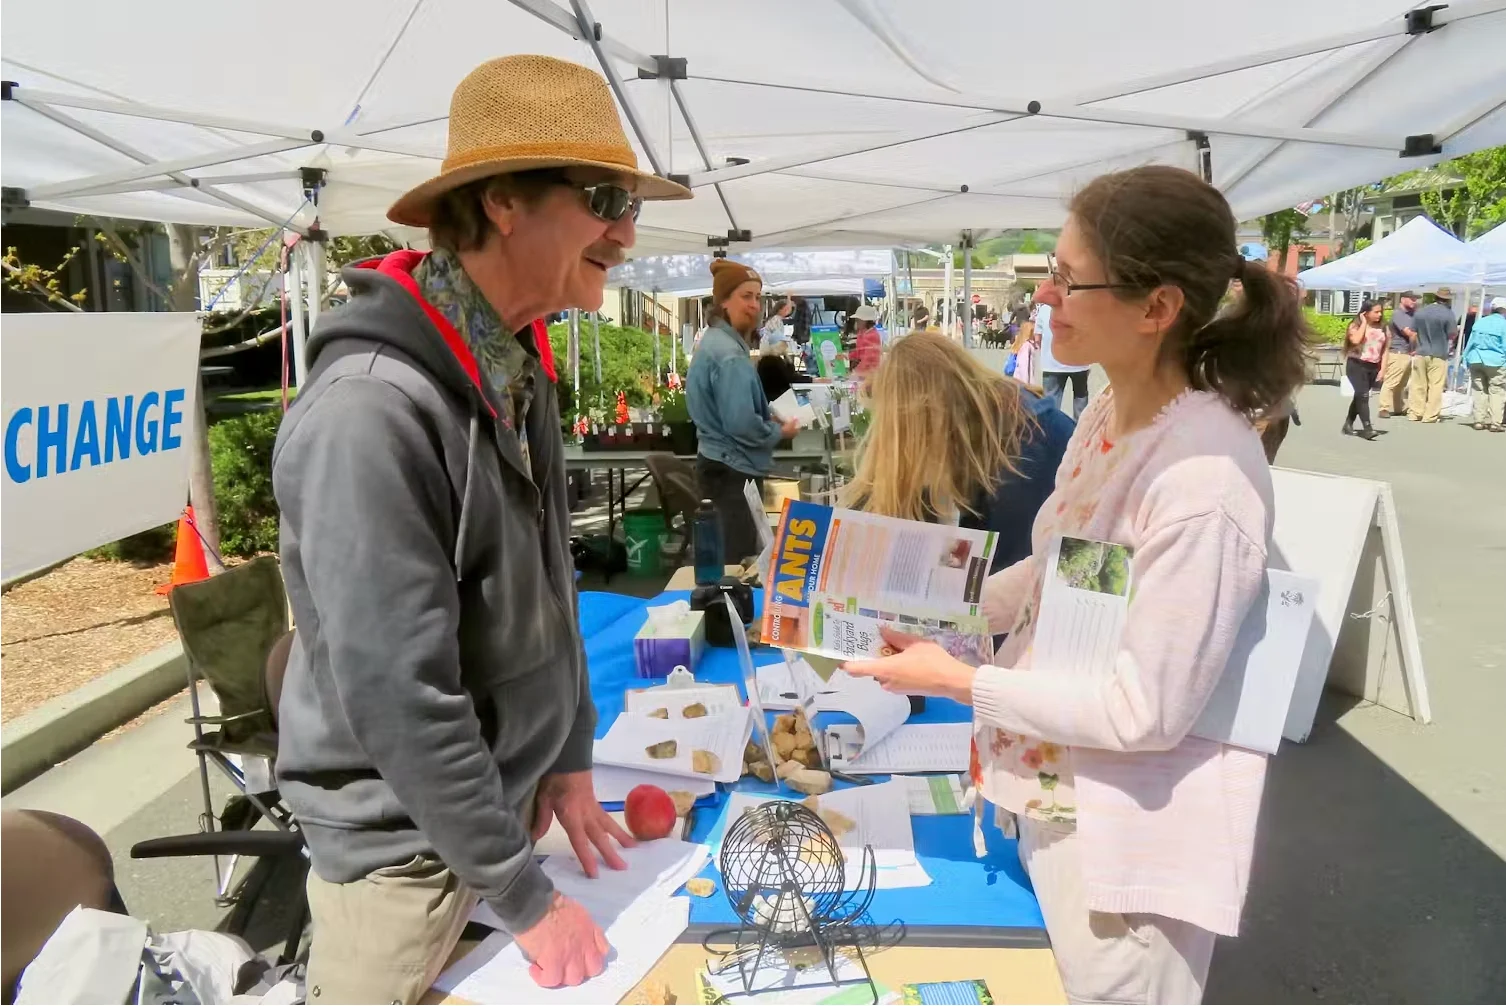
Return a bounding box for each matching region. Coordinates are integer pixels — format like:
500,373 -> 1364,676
609,390 -> 634,449
659,388 -> 696,455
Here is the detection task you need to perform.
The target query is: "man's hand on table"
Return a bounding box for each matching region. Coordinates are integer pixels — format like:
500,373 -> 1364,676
516,891 -> 610,987
531,769 -> 635,877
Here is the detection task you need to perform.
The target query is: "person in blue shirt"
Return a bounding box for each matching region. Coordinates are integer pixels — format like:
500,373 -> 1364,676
687,258 -> 802,560
1464,295 -> 1506,432
841,330 -> 1074,573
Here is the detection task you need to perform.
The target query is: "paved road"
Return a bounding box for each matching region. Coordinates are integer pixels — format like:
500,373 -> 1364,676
5,380 -> 1502,1000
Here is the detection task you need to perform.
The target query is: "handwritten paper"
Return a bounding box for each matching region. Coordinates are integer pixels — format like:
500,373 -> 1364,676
832,722 -> 973,775
591,764 -> 716,804
594,707 -> 751,783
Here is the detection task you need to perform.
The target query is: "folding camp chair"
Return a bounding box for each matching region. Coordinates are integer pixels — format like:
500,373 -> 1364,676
159,556 -> 294,901
644,452 -> 701,567
131,613 -> 310,966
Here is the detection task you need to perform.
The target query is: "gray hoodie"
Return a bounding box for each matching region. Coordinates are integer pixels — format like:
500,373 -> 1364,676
272,252 -> 592,934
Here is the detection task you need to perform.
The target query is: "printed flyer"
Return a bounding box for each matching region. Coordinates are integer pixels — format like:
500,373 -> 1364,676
760,499 -> 998,674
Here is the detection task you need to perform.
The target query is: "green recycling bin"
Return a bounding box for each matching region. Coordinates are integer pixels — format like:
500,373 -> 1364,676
623,509 -> 669,576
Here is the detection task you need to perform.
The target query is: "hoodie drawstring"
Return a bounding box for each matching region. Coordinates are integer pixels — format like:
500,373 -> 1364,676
454,411 -> 481,580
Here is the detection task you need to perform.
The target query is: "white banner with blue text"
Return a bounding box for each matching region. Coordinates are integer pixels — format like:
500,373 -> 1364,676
3,312 -> 201,580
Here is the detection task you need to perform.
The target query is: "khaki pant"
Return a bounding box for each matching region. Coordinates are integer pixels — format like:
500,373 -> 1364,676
1378,353 -> 1412,415
1407,356 -> 1447,422
305,855 -> 477,1005
1470,363 -> 1506,425
1018,818 -> 1215,1005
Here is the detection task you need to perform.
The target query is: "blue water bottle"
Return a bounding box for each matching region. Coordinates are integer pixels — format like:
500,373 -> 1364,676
692,498 -> 724,585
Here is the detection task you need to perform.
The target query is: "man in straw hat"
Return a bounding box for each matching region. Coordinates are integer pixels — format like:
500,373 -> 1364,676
1407,288 -> 1458,422
272,55 -> 689,1002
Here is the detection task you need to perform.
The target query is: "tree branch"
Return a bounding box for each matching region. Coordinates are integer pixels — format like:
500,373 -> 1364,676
1,260 -> 85,312
200,321 -> 288,360
201,267 -> 283,335
90,219 -> 173,303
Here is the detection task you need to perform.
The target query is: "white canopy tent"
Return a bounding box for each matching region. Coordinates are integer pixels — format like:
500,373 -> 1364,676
608,248 -> 893,294
1295,215 -> 1486,291
1467,222 -> 1506,286
4,0 -> 1506,256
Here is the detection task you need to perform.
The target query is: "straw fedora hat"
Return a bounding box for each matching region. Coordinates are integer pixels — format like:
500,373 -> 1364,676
388,55 -> 691,227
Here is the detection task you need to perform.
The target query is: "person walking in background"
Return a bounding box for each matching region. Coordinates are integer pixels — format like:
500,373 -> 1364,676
1408,289 -> 1457,423
687,258 -> 802,562
1464,296 -> 1506,432
1342,300 -> 1387,441
1379,292 -> 1417,418
1036,300 -> 1091,418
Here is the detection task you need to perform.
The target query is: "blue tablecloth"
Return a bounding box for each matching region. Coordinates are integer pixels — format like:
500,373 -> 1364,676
578,590 -> 1045,935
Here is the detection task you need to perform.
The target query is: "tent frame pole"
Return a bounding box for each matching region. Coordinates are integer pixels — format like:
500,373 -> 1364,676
1217,35 -> 1412,194
592,312 -> 603,384
568,0 -> 668,177
671,79 -> 741,233
12,95 -> 297,228
962,231 -> 974,348
569,308 -> 582,399
289,245 -> 309,389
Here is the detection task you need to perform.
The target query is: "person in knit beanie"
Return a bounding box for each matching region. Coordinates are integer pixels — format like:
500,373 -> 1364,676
709,258 -> 765,341
686,257 -> 802,560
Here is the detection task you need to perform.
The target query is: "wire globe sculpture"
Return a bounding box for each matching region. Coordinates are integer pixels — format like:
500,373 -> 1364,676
719,800 -> 874,938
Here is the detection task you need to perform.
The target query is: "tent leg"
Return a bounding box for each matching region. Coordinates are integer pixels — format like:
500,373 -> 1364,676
569,309 -> 581,399
962,230 -> 974,349
306,240 -> 325,336
889,253 -> 900,339
943,245 -> 954,337
289,243 -> 308,388
592,312 -> 602,384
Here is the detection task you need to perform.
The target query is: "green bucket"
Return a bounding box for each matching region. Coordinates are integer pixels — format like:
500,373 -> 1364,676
623,509 -> 669,576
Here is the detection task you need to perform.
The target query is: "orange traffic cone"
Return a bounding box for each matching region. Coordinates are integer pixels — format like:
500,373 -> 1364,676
155,506 -> 211,595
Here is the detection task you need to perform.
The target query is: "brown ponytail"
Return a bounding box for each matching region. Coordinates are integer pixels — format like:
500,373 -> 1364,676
1070,166 -> 1316,417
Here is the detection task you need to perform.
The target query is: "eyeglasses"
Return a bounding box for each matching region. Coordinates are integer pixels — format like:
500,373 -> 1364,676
1045,252 -> 1143,296
577,182 -> 642,223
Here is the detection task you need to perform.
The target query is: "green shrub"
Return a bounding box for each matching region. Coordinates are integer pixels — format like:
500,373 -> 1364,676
87,522 -> 177,563
209,409 -> 282,557
1304,307 -> 1350,345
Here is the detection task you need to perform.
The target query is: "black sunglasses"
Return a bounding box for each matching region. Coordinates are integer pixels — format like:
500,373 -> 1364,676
577,182 -> 642,223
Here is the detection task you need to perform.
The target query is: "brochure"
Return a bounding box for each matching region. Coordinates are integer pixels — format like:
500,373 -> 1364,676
1032,534 -> 1316,755
760,500 -> 998,676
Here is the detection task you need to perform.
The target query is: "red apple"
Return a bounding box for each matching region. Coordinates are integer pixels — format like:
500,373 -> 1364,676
624,784 -> 677,841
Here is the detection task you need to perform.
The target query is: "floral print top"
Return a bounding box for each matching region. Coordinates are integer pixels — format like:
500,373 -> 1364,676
972,398 -> 1143,826
412,248 -> 538,446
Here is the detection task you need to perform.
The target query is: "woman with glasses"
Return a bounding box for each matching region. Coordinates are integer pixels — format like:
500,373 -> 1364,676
847,165 -> 1313,1004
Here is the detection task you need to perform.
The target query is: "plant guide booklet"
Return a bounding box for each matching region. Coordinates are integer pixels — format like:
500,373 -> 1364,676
760,499 -> 998,677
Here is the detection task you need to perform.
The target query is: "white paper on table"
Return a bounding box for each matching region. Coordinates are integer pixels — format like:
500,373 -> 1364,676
441,895 -> 691,1005
594,707 -> 751,783
624,682 -> 743,719
769,389 -> 817,427
895,774 -> 967,815
1190,569 -> 1317,754
717,781 -> 929,890
754,657 -> 826,709
835,722 -> 973,775
1032,535 -> 1133,680
591,763 -> 717,803
469,837 -> 709,932
818,672 -> 911,762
